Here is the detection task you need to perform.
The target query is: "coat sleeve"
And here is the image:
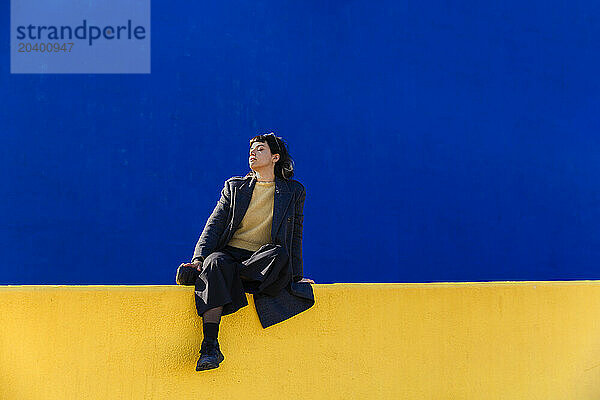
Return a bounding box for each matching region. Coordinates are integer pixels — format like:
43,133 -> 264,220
192,179 -> 232,262
291,185 -> 306,282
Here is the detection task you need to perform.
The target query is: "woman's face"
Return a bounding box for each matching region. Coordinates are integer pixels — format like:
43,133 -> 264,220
249,141 -> 279,170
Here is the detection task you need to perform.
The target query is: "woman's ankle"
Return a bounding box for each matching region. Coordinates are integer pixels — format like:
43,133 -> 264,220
202,321 -> 220,341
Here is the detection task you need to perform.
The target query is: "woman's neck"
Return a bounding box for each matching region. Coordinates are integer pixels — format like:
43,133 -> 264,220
254,169 -> 275,182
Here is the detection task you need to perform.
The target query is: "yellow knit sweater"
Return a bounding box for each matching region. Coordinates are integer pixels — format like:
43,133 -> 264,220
227,181 -> 275,251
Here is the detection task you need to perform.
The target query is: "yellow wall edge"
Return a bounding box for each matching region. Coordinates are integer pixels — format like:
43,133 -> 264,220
1,282 -> 600,399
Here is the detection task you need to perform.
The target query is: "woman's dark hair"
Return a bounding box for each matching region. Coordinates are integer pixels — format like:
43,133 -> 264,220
246,132 -> 295,179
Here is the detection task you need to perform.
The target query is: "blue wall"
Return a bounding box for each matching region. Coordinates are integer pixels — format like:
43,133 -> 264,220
2,0 -> 599,284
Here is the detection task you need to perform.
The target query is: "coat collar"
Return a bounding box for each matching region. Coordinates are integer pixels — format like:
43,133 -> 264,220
232,174 -> 294,242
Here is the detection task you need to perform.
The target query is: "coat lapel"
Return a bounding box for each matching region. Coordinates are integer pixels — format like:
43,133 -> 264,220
271,175 -> 293,242
231,176 -> 255,230
231,175 -> 294,243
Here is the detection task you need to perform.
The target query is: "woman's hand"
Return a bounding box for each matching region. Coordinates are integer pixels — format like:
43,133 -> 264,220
179,261 -> 203,271
298,277 -> 315,284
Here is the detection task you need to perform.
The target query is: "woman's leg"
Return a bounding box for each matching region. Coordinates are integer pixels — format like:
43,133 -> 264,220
202,305 -> 223,324
194,251 -> 234,370
239,243 -> 291,296
195,247 -> 253,340
195,244 -> 289,320
194,250 -> 246,318
201,306 -> 223,348
195,247 -> 253,371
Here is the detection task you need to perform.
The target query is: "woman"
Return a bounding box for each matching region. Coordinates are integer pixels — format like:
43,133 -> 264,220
176,132 -> 315,371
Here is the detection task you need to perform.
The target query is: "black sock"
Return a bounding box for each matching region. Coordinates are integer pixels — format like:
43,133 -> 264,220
203,322 -> 220,342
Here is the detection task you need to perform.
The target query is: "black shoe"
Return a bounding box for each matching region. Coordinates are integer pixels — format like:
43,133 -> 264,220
196,339 -> 225,371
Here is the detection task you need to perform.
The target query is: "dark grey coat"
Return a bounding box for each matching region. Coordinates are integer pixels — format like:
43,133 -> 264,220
191,174 -> 315,328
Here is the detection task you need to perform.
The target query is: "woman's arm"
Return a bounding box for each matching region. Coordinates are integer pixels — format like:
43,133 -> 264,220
192,179 -> 232,262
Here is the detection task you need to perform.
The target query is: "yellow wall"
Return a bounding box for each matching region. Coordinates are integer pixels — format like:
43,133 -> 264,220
1,282 -> 600,399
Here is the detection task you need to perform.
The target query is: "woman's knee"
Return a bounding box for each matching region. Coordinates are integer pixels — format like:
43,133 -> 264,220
203,252 -> 235,273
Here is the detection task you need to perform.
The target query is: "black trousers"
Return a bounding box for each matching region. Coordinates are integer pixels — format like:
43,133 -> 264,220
194,243 -> 291,317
